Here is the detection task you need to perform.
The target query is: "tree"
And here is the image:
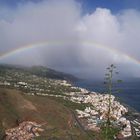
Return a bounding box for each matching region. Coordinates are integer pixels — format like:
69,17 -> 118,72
103,64 -> 122,140
104,64 -> 122,125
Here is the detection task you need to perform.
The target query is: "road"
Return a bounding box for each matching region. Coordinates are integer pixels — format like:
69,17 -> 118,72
70,109 -> 97,140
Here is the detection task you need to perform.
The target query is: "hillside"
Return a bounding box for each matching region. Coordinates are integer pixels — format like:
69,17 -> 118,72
0,65 -> 95,139
0,88 -> 95,140
0,64 -> 140,140
0,64 -> 78,81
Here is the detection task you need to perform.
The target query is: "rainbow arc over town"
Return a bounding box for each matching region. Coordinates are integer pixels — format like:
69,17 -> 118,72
0,40 -> 140,66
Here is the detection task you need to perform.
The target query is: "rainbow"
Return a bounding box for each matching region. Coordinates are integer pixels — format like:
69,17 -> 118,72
82,41 -> 140,66
0,40 -> 140,66
0,41 -> 55,60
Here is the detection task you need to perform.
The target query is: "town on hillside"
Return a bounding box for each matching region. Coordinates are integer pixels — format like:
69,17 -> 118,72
0,66 -> 140,140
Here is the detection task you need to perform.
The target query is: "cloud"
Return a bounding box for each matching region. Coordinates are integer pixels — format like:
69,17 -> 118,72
76,8 -> 140,78
0,0 -> 140,79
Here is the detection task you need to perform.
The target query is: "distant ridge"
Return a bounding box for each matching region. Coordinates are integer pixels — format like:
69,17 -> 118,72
0,64 -> 78,81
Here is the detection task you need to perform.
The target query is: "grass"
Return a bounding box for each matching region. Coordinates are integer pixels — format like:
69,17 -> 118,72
0,88 -> 94,140
48,96 -> 88,110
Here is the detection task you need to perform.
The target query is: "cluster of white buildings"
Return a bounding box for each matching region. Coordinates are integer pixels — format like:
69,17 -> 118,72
70,91 -> 128,120
5,121 -> 44,140
0,81 -> 11,86
66,88 -> 134,138
59,80 -> 72,86
131,119 -> 140,137
1,71 -> 140,139
3,78 -> 137,139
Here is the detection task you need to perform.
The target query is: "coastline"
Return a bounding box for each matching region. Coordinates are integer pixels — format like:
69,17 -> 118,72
72,80 -> 140,139
0,64 -> 140,139
73,80 -> 140,113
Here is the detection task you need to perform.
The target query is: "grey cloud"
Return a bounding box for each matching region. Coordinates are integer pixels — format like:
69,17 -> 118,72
0,0 -> 140,79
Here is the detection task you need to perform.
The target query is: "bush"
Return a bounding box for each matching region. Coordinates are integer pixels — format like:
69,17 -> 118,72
100,123 -> 120,140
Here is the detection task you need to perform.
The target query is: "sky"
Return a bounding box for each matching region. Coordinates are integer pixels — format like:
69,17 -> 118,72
0,0 -> 140,79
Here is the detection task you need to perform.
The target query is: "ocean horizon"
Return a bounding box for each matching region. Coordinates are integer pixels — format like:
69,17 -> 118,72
74,79 -> 140,112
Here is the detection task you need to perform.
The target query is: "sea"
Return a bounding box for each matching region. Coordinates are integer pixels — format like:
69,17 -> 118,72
74,79 -> 140,112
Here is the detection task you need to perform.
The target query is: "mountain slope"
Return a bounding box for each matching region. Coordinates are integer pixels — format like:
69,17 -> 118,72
0,64 -> 78,81
0,88 -> 94,140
